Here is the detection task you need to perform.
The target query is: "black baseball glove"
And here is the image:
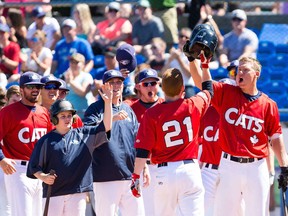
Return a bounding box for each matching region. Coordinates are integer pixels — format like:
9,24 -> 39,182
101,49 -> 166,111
278,167 -> 288,192
182,40 -> 195,62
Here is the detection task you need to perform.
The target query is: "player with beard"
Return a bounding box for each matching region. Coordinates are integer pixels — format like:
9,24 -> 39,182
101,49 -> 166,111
0,71 -> 52,216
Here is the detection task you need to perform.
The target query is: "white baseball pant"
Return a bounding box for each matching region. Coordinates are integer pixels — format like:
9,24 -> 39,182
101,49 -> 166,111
4,160 -> 42,216
43,192 -> 87,216
93,180 -> 145,216
214,154 -> 269,216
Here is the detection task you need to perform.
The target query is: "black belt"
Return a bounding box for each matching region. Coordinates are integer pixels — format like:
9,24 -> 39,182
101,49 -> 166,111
223,153 -> 263,163
157,159 -> 194,168
204,163 -> 219,170
21,161 -> 27,166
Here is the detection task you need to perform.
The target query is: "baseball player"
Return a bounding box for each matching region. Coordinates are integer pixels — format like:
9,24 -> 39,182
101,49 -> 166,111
83,70 -> 145,216
130,68 -> 164,215
27,83 -> 112,216
0,72 -> 53,216
131,67 -> 213,215
185,46 -> 288,215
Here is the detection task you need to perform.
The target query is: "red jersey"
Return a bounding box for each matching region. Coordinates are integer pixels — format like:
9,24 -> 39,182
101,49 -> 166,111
131,98 -> 165,124
0,41 -> 21,75
199,106 -> 222,165
0,101 -> 52,160
211,82 -> 281,157
135,91 -> 211,164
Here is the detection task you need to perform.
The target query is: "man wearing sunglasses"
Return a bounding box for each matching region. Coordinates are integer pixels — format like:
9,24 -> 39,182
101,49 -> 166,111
0,71 -> 53,216
130,68 -> 164,215
40,74 -> 61,110
219,9 -> 258,67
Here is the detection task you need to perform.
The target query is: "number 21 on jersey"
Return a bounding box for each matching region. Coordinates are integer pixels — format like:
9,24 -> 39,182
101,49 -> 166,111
162,116 -> 193,147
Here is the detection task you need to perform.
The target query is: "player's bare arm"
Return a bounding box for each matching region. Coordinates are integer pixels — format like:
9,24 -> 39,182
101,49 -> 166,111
99,82 -> 113,132
0,158 -> 16,175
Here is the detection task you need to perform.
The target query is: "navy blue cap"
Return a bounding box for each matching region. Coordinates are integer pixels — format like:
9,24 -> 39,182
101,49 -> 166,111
138,68 -> 159,83
102,70 -> 125,83
40,75 -> 61,87
116,44 -> 137,73
0,24 -> 10,33
32,6 -> 46,18
227,60 -> 239,71
58,79 -> 70,91
20,72 -> 43,86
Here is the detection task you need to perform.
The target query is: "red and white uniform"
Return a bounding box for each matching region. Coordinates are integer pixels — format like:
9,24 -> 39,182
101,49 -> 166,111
131,98 -> 164,124
212,82 -> 280,216
130,98 -> 164,216
135,91 -> 211,215
0,101 -> 52,216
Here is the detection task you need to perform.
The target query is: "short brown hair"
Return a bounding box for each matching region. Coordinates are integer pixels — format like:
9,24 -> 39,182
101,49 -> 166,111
162,68 -> 183,97
6,85 -> 20,101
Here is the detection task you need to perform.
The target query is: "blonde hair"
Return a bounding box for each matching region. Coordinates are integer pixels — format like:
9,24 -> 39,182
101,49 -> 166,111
239,57 -> 262,73
162,68 -> 183,97
73,3 -> 95,35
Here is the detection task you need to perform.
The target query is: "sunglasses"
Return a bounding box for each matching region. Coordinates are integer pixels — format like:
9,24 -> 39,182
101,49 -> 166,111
179,34 -> 189,39
229,68 -> 237,77
232,17 -> 243,22
142,81 -> 157,87
30,37 -> 40,42
108,9 -> 118,13
44,84 -> 59,90
25,85 -> 42,90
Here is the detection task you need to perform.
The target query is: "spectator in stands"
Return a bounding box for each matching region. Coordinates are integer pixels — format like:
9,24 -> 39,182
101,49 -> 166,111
149,0 -> 179,50
21,30 -> 53,75
0,87 -> 5,109
72,3 -> 96,44
51,19 -> 94,78
92,2 -> 132,55
0,23 -> 21,84
147,37 -> 170,73
63,53 -> 94,119
90,46 -> 118,80
7,8 -> 27,48
27,6 -> 61,50
219,9 -> 259,67
162,27 -> 195,98
132,0 -> 164,54
0,1 -> 6,24
5,85 -> 21,105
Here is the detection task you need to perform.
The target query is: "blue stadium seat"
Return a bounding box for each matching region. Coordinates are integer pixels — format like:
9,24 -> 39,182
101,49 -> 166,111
257,41 -> 276,60
269,68 -> 287,81
210,67 -> 227,80
275,43 -> 288,55
271,54 -> 288,71
258,67 -> 271,83
93,55 -> 105,68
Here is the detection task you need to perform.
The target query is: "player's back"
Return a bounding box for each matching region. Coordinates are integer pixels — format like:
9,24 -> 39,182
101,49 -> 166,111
137,96 -> 208,164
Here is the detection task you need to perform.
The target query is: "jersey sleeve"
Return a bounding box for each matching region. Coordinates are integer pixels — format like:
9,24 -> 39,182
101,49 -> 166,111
264,100 -> 282,139
83,102 -> 104,126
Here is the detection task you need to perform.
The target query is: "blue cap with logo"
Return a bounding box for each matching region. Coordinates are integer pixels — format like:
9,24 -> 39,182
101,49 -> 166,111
40,75 -> 61,87
227,60 -> 239,71
32,6 -> 46,18
102,70 -> 125,83
20,72 -> 43,86
116,44 -> 137,73
138,68 -> 159,83
58,79 -> 70,91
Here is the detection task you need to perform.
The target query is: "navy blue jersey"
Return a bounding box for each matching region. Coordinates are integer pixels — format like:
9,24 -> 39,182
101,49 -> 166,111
27,123 -> 108,198
83,99 -> 139,182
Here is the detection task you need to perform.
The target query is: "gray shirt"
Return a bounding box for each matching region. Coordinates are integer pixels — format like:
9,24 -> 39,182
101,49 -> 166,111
132,16 -> 164,45
223,28 -> 259,61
